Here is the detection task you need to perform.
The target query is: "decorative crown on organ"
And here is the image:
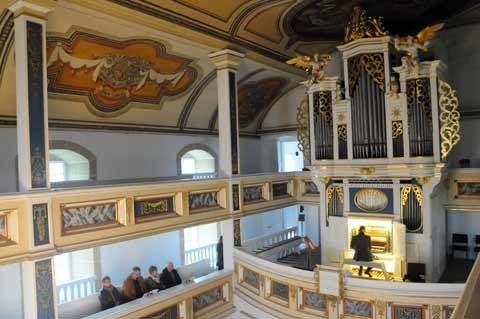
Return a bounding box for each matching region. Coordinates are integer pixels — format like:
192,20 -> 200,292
287,6 -> 460,163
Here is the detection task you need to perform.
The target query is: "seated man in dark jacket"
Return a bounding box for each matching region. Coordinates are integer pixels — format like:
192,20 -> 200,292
350,226 -> 373,277
145,265 -> 164,292
99,276 -> 123,310
160,261 -> 182,289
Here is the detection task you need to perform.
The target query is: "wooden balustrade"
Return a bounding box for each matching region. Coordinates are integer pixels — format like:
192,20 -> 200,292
0,172 -> 320,266
184,243 -> 217,268
56,275 -> 98,304
234,248 -> 463,319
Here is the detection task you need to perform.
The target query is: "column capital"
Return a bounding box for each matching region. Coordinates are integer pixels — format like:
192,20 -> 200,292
8,0 -> 56,19
208,49 -> 245,70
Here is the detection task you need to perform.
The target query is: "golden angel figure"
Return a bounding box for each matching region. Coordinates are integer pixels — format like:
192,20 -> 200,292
286,53 -> 332,86
395,23 -> 444,73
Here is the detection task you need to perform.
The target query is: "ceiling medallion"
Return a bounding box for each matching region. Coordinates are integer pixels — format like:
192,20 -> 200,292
344,6 -> 388,43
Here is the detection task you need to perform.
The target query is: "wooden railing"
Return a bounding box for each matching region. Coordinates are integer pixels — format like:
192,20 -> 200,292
234,249 -> 463,319
56,275 -> 98,304
0,172 -> 320,266
451,255 -> 480,318
184,243 -> 217,269
242,226 -> 298,253
83,270 -> 233,319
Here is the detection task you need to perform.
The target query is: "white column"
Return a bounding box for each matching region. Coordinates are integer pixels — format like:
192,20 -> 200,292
9,0 -> 54,192
221,218 -> 235,270
208,49 -> 245,177
21,258 -> 57,319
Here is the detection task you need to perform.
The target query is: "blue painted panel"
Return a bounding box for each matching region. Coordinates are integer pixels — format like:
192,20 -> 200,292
27,21 -> 47,189
349,187 -> 394,214
141,305 -> 178,319
134,196 -> 175,221
35,259 -> 55,319
33,203 -> 49,246
392,305 -> 424,319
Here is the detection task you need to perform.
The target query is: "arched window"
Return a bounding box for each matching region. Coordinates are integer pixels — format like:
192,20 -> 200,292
49,141 -> 97,182
177,144 -> 217,175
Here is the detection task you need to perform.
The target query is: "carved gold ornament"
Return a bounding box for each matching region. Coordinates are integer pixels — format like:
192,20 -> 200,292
314,91 -> 333,127
407,78 -> 432,123
338,124 -> 347,142
392,121 -> 403,139
344,6 -> 388,43
348,53 -> 385,96
401,184 -> 423,207
395,23 -> 444,73
286,53 -> 332,86
438,80 -> 461,159
326,184 -> 344,204
297,95 -> 310,159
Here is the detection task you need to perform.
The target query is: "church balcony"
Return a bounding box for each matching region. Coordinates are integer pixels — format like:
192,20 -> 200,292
0,171 -> 319,266
234,248 -> 462,319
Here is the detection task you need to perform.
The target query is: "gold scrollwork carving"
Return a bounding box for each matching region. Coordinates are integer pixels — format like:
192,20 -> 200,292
327,184 -> 344,204
407,78 -> 432,123
337,124 -> 347,142
439,80 -> 461,159
348,53 -> 385,95
314,91 -> 333,127
344,6 -> 388,43
392,121 -> 403,139
401,185 -> 423,207
297,95 -> 310,159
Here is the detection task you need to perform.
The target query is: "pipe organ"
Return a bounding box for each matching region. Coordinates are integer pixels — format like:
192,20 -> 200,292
296,7 -> 461,282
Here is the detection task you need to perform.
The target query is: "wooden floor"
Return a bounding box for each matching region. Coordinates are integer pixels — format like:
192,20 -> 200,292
438,258 -> 475,283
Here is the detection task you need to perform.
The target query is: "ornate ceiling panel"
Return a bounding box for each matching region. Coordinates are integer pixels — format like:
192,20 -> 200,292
284,0 -> 480,43
245,1 -> 294,44
47,29 -> 197,116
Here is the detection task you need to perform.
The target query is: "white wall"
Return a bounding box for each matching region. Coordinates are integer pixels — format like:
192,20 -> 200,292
241,204 -> 320,245
0,127 -> 273,193
99,230 -> 181,286
0,262 -> 23,319
447,210 -> 480,260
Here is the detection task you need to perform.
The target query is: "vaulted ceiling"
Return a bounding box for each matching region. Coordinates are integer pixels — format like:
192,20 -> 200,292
0,0 -> 479,135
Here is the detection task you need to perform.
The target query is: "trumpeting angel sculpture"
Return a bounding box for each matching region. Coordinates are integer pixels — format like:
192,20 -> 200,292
395,23 -> 444,73
286,53 -> 332,86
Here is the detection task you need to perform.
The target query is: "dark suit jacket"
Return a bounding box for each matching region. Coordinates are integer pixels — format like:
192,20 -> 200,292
160,268 -> 182,289
99,286 -> 123,310
351,233 -> 373,261
145,276 -> 164,292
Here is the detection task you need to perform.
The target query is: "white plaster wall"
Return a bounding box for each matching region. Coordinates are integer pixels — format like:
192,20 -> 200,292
0,128 -> 271,193
99,230 -> 181,287
0,262 -> 23,319
448,117 -> 480,168
447,210 -> 480,261
242,205 -> 319,245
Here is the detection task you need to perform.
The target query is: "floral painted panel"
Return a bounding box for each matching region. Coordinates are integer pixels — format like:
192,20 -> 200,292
344,298 -> 372,318
271,281 -> 289,301
392,305 -> 424,319
0,214 -> 7,241
456,182 -> 480,198
61,202 -> 117,235
193,286 -> 223,312
243,268 -> 260,289
189,191 -> 219,212
304,290 -> 327,310
272,182 -> 289,199
243,185 -> 263,202
305,181 -> 320,195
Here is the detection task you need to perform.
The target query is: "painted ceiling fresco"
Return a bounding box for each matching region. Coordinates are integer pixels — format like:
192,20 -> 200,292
47,30 -> 197,115
284,0 -> 480,42
238,77 -> 288,129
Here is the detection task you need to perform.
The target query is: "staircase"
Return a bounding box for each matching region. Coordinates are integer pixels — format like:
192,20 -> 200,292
253,235 -> 301,254
277,247 -> 322,271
